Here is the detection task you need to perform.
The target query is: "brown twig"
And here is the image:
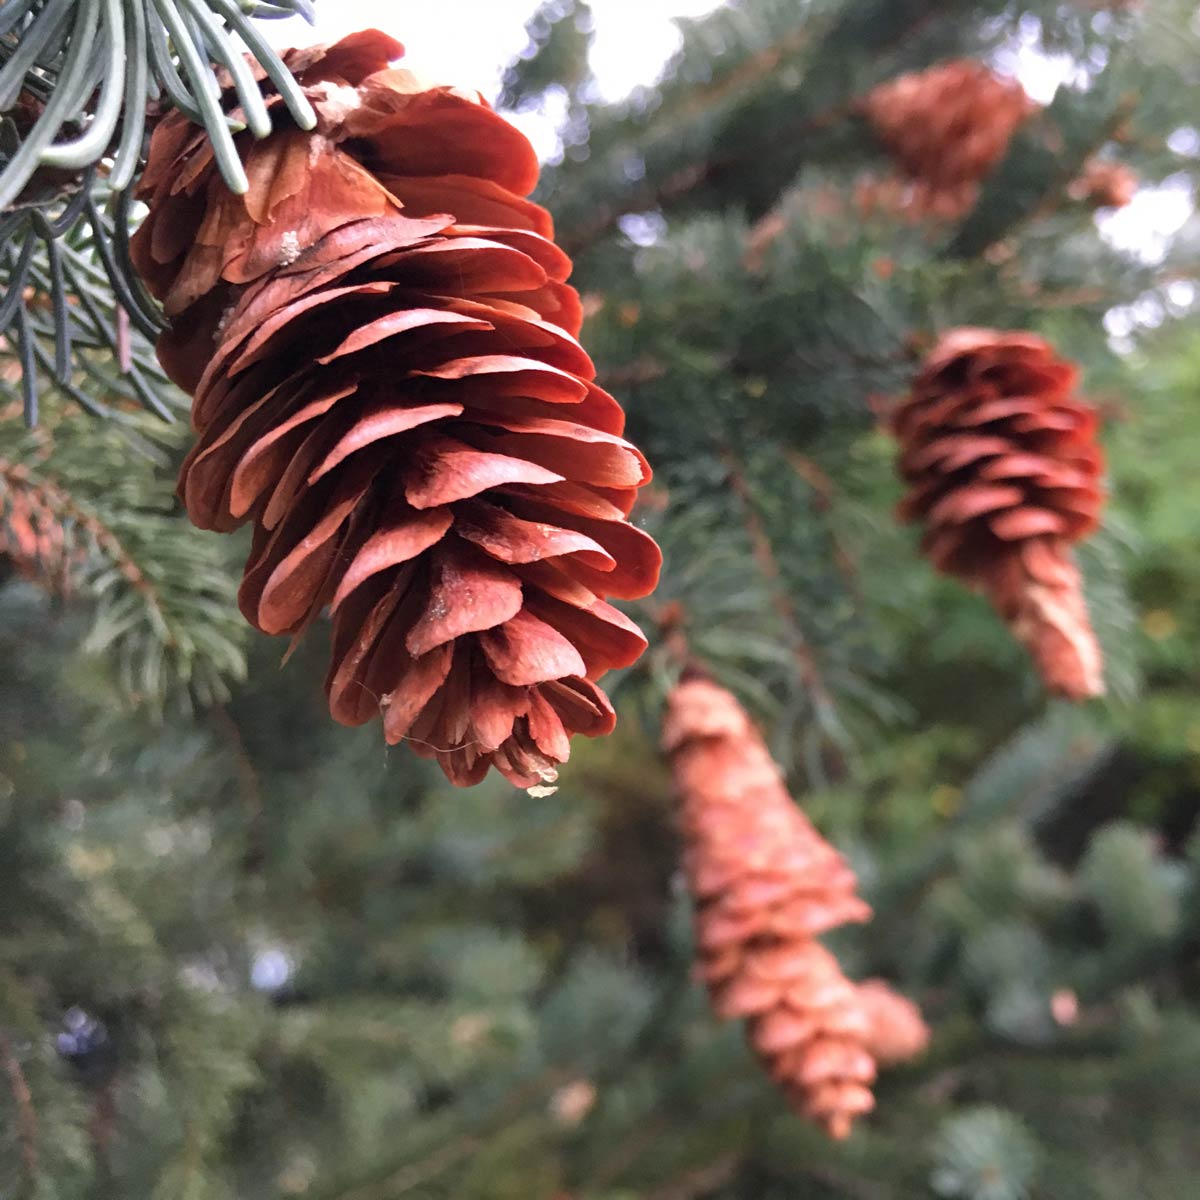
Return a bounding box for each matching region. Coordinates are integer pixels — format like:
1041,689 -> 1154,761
329,1071 -> 564,1200
562,102 -> 853,256
210,705 -> 266,875
0,457 -> 170,632
783,450 -> 865,605
335,1134 -> 482,1200
0,1031 -> 39,1192
599,357 -> 669,387
650,599 -> 696,675
976,94 -> 1139,259
722,448 -> 833,710
648,1154 -> 741,1200
88,1078 -> 118,1187
587,1113 -> 673,1193
560,0 -> 960,256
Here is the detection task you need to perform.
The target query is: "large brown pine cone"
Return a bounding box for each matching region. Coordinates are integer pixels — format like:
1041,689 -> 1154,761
892,328 -> 1106,699
664,677 -> 896,1139
861,61 -> 1035,217
130,31 -> 661,787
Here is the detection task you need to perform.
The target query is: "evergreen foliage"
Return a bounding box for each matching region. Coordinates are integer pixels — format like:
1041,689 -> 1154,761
3,0 -> 1200,1196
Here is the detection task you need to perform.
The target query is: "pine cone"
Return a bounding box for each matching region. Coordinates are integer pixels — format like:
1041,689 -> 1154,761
861,62 -> 1035,216
130,32 -> 660,787
664,677 -> 882,1138
892,328 -> 1105,699
855,979 -> 930,1066
1068,159 -> 1138,209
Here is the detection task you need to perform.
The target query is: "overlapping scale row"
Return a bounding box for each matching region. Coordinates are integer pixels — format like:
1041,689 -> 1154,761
663,678 -> 926,1138
131,31 -> 660,786
892,328 -> 1106,699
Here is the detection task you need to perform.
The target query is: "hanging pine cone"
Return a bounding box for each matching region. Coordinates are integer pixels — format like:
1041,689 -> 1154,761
861,61 -> 1035,218
664,677 -> 899,1139
855,979 -> 930,1066
130,31 -> 660,787
891,328 -> 1106,699
1068,158 -> 1138,209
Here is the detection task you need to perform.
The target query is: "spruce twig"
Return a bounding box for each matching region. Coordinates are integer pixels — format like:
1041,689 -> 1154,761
561,101 -> 852,256
210,704 -> 266,875
0,1031 -> 38,1194
647,1155 -> 741,1200
0,455 -> 167,621
721,448 -> 834,713
560,0 -> 959,254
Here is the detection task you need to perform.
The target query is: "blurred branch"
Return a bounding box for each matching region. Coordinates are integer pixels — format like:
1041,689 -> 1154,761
88,1079 -> 118,1189
722,447 -> 833,712
560,0 -> 958,255
0,397 -> 248,709
648,1155 -> 741,1200
599,356 -> 668,387
561,101 -> 851,256
587,1111 -> 674,1192
0,454 -> 165,616
949,92 -> 1139,260
0,1031 -> 38,1194
321,1071 -> 564,1200
784,449 -> 864,604
335,1134 -> 482,1200
210,705 -> 266,875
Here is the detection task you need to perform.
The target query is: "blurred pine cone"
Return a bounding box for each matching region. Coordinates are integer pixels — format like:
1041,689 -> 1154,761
892,328 -> 1106,699
861,61 -> 1035,218
131,31 -> 660,787
665,677 -> 894,1138
855,979 -> 931,1066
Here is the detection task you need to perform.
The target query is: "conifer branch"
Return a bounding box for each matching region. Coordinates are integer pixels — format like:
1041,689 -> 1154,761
0,1031 -> 38,1193
88,1080 -> 118,1188
561,101 -> 852,256
325,1072 -> 564,1200
948,92 -> 1139,259
335,1136 -> 482,1200
1,455 -> 166,615
722,448 -> 834,712
0,396 -> 247,709
784,449 -> 865,604
210,704 -> 266,873
587,1111 -> 674,1192
1,2 -> 320,407
559,0 -> 960,254
648,1155 -> 741,1200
